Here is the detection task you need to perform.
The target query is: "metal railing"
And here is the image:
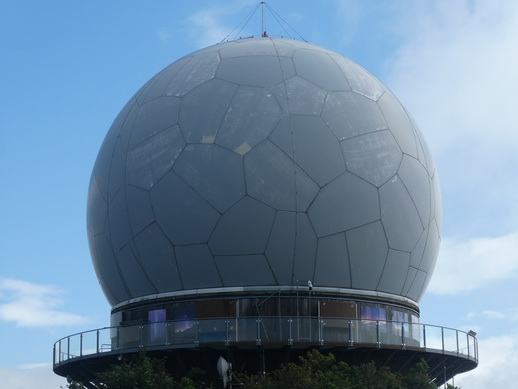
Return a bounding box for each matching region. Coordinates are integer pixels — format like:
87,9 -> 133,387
54,317 -> 478,367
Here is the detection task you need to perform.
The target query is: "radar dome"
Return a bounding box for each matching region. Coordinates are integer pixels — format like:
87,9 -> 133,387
87,37 -> 441,308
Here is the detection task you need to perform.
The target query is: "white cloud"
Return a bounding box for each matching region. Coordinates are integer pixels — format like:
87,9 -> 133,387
0,278 -> 87,328
0,365 -> 66,389
427,232 -> 518,294
456,334 -> 518,388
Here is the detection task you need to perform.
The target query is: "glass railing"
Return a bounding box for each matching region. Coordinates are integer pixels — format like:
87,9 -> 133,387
53,318 -> 478,367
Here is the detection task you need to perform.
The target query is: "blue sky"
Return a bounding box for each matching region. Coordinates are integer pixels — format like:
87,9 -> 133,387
1,1 -> 517,387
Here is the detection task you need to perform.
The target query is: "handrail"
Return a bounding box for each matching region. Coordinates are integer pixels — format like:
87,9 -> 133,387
53,317 -> 478,367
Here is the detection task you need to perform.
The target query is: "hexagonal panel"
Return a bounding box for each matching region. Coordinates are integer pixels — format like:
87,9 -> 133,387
150,171 -> 220,245
398,155 -> 431,227
125,185 -> 154,236
377,249 -> 410,295
116,245 -> 157,297
308,172 -> 380,237
346,221 -> 388,290
265,211 -> 296,285
322,92 -> 388,141
108,189 -> 132,253
285,75 -> 327,115
341,130 -> 402,187
209,196 -> 275,255
126,125 -> 185,190
215,254 -> 276,286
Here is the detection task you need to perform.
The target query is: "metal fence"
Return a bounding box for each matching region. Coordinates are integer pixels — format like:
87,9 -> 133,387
54,317 -> 478,367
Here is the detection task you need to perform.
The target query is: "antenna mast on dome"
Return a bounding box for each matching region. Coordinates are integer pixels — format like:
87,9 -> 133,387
220,1 -> 306,42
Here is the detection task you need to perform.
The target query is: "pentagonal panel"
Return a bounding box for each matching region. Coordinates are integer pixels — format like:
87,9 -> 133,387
330,54 -> 384,101
398,155 -> 431,227
209,196 -> 275,255
150,171 -> 220,245
377,93 -> 418,157
125,185 -> 155,236
341,130 -> 402,187
293,48 -> 349,91
216,86 -> 282,154
116,245 -> 157,297
380,176 -> 423,252
322,92 -> 387,141
174,143 -> 245,213
215,255 -> 276,286
179,79 -> 238,143
377,249 -> 410,295
314,233 -> 351,288
346,221 -> 388,290
163,51 -> 220,97
309,172 -> 380,237
245,140 -> 296,211
217,55 -> 283,87
290,116 -> 345,187
293,213 -> 317,282
175,245 -> 223,289
129,97 -> 181,149
285,76 -> 326,115
126,125 -> 185,190
265,211 -> 296,285
133,223 -> 181,293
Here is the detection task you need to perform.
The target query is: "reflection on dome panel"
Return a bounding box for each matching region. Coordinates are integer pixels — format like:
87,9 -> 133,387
380,177 -> 423,252
309,173 -> 380,237
209,196 -> 276,255
215,255 -> 276,286
347,221 -> 388,290
125,185 -> 154,237
174,144 -> 245,213
377,250 -> 410,295
176,245 -> 223,289
130,97 -> 181,149
163,51 -> 220,97
126,125 -> 185,190
265,211 -> 296,285
398,155 -> 431,227
245,140 -> 296,211
291,116 -> 345,187
217,86 -> 282,153
341,130 -> 401,187
315,233 -> 351,288
330,54 -> 383,101
293,213 -> 317,283
217,56 -> 283,87
117,245 -> 157,297
293,49 -> 349,91
323,92 -> 387,141
151,171 -> 220,245
133,223 -> 181,293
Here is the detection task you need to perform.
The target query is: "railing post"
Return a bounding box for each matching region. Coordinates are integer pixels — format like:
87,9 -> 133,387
80,333 -> 83,357
256,318 -> 261,346
441,327 -> 445,353
401,322 -> 405,349
194,321 -> 199,347
348,319 -> 353,347
166,322 -> 171,346
225,319 -> 229,346
319,318 -> 324,346
423,324 -> 426,349
456,330 -> 459,355
288,318 -> 293,345
466,333 -> 470,358
67,336 -> 70,361
376,321 -> 380,348
116,326 -> 120,350
96,330 -> 100,353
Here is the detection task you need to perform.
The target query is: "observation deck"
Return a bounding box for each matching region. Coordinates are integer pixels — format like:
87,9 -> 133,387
54,317 -> 478,386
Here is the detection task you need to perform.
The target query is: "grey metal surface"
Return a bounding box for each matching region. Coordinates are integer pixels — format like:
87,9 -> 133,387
87,37 -> 442,307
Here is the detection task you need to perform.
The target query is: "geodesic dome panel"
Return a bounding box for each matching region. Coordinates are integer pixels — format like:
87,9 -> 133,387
87,37 -> 441,307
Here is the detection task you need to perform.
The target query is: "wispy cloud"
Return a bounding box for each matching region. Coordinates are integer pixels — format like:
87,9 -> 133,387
427,232 -> 518,295
0,278 -> 87,327
0,366 -> 66,388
